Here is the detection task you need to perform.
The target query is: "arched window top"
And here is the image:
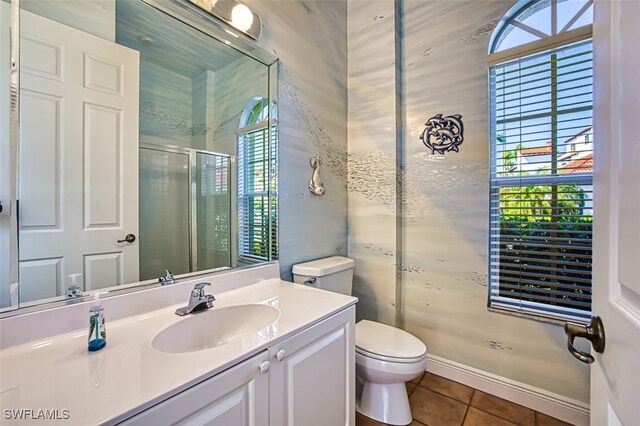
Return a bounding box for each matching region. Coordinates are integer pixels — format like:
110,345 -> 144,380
490,0 -> 593,54
239,97 -> 274,129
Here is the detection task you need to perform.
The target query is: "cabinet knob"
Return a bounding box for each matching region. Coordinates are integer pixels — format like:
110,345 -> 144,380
276,350 -> 286,361
259,361 -> 270,374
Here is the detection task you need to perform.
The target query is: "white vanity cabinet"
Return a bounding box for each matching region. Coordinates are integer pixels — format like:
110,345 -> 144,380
119,305 -> 355,426
269,305 -> 355,426
120,351 -> 270,426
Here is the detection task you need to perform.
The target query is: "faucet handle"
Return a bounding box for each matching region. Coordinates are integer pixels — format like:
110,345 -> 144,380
192,282 -> 211,298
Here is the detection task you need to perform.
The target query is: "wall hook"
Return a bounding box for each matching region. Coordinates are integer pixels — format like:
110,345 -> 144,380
308,156 -> 326,196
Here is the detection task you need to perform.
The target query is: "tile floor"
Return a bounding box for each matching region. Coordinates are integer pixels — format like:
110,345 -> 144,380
355,372 -> 573,426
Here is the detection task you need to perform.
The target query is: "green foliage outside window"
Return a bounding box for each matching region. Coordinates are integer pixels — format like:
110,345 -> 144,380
497,183 -> 592,311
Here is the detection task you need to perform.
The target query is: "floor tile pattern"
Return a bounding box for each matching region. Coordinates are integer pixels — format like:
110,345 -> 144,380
355,372 -> 574,426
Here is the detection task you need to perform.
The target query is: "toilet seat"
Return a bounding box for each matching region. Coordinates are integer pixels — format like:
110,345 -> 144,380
356,346 -> 427,364
356,320 -> 426,360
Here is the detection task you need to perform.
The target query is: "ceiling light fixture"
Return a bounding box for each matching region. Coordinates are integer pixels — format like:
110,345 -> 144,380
187,0 -> 261,40
230,4 -> 253,32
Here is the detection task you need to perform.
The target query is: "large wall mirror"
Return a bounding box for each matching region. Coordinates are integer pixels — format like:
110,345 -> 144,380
0,0 -> 279,312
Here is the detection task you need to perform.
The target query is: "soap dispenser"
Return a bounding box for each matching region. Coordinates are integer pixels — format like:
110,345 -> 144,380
88,293 -> 107,352
66,273 -> 84,299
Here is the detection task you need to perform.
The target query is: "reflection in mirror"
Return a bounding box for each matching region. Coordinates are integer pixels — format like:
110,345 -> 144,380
138,146 -> 233,280
0,0 -> 17,310
1,0 -> 278,310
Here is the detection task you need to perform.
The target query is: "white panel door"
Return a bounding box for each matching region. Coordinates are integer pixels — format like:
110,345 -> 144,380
590,0 -> 640,424
18,9 -> 139,300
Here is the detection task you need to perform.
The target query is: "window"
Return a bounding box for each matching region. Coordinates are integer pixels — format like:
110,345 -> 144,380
488,0 -> 593,322
238,97 -> 278,261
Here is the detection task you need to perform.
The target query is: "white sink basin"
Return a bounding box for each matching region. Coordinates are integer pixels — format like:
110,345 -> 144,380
152,304 -> 280,354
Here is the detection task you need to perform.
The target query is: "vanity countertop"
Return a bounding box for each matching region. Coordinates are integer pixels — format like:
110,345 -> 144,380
0,279 -> 357,425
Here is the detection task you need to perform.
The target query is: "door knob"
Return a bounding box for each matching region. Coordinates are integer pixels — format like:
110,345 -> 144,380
276,350 -> 286,361
117,234 -> 136,243
564,316 -> 605,364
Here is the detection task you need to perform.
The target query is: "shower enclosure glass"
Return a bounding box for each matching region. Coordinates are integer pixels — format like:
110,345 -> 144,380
139,146 -> 231,281
195,151 -> 232,272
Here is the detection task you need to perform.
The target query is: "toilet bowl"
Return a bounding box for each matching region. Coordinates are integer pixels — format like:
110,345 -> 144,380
355,320 -> 427,425
292,256 -> 427,425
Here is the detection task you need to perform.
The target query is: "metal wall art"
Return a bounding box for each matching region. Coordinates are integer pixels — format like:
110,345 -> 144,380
308,156 -> 326,196
420,113 -> 464,154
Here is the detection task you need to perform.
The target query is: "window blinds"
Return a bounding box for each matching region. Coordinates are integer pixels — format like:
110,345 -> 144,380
238,125 -> 278,261
489,40 -> 593,322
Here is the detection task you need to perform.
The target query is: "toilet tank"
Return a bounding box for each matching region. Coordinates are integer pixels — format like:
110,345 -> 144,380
292,256 -> 355,295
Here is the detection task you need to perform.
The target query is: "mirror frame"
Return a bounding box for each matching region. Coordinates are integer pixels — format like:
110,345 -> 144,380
1,0 -> 279,317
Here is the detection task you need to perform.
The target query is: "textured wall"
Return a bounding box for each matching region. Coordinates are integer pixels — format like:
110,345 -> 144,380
210,56 -> 269,156
348,0 -> 399,326
348,0 -> 590,404
191,69 -> 214,150
139,61 -> 193,147
245,0 -> 349,280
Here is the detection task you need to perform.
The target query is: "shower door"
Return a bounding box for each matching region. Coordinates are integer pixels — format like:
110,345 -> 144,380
139,146 -> 231,281
195,152 -> 231,272
139,148 -> 190,280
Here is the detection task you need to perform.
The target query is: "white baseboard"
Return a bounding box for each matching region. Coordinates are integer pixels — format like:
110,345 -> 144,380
426,355 -> 590,426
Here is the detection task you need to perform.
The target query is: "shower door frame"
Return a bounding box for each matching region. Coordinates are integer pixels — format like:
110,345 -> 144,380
139,143 -> 236,274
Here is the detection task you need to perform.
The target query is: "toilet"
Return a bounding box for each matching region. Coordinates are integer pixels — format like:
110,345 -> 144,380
292,256 -> 427,425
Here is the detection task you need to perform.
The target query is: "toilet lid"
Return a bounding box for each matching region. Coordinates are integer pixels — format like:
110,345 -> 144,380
355,320 -> 426,360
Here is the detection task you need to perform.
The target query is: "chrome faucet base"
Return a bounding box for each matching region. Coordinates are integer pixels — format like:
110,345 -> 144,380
159,269 -> 176,285
175,295 -> 215,316
175,307 -> 189,316
175,283 -> 215,316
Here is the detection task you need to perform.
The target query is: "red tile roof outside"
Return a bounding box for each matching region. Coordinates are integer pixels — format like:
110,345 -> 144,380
507,126 -> 594,174
559,153 -> 593,173
517,126 -> 593,157
518,145 -> 552,156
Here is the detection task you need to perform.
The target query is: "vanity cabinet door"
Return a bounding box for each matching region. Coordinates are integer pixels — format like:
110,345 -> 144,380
120,351 -> 269,426
269,306 -> 355,426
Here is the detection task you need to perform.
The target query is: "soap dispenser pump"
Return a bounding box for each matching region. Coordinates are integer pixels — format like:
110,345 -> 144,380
88,293 -> 107,352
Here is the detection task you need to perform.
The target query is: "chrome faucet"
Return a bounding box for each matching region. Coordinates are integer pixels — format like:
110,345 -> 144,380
175,282 -> 215,316
159,269 -> 176,285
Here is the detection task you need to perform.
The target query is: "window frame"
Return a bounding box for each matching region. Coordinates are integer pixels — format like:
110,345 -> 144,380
488,0 -> 594,323
237,98 -> 278,263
